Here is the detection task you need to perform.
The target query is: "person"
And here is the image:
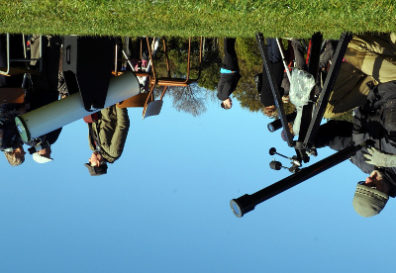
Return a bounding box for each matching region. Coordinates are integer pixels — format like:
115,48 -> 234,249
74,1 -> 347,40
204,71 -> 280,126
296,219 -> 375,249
314,80 -> 396,217
256,38 -> 291,117
26,35 -> 63,164
256,38 -> 326,117
217,38 -> 241,110
324,32 -> 396,118
0,35 -> 63,165
85,105 -> 130,176
0,34 -> 27,166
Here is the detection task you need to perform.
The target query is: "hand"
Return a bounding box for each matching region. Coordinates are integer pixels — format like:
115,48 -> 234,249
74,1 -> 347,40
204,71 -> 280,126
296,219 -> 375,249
364,147 -> 396,168
282,96 -> 290,103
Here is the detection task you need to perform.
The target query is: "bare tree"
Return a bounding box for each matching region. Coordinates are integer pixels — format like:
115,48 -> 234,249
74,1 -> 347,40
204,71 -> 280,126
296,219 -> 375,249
167,83 -> 212,117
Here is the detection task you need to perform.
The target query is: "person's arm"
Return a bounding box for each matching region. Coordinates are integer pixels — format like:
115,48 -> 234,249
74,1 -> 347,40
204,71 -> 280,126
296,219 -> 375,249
314,120 -> 354,151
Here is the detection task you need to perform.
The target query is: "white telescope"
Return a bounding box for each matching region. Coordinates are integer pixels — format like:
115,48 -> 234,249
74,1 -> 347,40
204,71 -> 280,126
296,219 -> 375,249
15,72 -> 139,143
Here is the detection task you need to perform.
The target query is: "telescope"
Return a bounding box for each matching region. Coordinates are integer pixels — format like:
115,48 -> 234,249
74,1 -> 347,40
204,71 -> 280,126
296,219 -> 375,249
267,112 -> 296,132
230,142 -> 365,217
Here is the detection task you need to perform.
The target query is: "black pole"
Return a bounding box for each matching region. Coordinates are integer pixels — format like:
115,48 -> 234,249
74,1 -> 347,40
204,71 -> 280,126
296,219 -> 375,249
303,33 -> 352,147
230,142 -> 364,217
256,33 -> 294,147
295,33 -> 323,163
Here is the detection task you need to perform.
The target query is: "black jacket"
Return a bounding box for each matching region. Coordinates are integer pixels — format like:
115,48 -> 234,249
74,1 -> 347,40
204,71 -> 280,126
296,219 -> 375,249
0,104 -> 22,150
217,72 -> 241,101
315,81 -> 396,197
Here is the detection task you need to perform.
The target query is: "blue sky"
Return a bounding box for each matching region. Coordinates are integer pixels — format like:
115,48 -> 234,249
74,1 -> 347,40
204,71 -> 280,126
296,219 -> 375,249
0,97 -> 395,273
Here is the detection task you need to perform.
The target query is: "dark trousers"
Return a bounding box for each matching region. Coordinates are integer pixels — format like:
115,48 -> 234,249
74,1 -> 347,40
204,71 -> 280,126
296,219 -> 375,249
221,38 -> 239,71
266,38 -> 282,63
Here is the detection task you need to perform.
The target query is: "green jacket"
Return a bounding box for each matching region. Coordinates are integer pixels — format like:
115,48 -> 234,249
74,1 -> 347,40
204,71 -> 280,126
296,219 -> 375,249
88,105 -> 130,163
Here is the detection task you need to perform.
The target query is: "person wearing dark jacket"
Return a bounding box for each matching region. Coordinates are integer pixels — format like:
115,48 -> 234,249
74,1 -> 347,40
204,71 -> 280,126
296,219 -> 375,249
0,35 -> 62,165
217,38 -> 241,110
314,81 -> 396,217
0,34 -> 27,166
26,35 -> 63,164
85,105 -> 130,176
257,38 -> 307,116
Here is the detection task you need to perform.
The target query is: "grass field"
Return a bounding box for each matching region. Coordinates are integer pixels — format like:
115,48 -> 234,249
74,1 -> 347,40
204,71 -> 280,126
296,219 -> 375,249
0,0 -> 395,38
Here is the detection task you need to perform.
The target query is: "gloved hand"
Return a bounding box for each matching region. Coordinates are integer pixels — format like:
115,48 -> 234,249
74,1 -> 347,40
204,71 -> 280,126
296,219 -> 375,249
364,147 -> 396,167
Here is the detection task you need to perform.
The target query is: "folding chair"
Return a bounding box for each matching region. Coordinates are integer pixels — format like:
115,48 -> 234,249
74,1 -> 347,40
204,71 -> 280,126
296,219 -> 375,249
115,38 -> 158,110
115,37 -> 203,118
142,36 -> 203,118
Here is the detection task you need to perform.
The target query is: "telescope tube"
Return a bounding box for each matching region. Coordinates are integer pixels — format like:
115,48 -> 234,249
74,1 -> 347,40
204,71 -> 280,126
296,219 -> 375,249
230,143 -> 364,217
15,72 -> 139,143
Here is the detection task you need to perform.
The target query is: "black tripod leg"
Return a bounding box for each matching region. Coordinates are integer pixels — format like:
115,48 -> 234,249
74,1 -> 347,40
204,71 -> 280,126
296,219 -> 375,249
230,141 -> 364,217
256,33 -> 293,147
303,32 -> 353,147
295,33 -> 323,162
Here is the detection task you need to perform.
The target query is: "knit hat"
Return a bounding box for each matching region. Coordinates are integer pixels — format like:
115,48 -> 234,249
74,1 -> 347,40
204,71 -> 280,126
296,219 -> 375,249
352,183 -> 389,217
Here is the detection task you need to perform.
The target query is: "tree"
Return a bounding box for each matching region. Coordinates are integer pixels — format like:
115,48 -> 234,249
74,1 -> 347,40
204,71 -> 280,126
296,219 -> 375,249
167,83 -> 212,117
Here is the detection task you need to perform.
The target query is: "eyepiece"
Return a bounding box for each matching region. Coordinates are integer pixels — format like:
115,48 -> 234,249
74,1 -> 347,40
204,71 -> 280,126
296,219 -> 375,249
230,194 -> 256,217
230,199 -> 243,217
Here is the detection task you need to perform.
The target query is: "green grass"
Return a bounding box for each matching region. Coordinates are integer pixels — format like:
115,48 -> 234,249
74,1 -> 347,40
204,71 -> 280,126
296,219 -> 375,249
0,0 -> 395,37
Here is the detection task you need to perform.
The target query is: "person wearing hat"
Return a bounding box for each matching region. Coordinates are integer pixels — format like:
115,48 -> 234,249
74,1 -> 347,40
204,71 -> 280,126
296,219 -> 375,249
85,105 -> 130,176
0,34 -> 63,166
314,80 -> 396,217
217,38 -> 241,110
23,35 -> 63,165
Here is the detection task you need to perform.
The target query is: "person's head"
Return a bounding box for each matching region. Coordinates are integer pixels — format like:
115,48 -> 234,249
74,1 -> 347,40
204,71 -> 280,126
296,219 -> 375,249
85,152 -> 108,176
221,97 -> 232,110
4,146 -> 26,166
352,170 -> 391,217
32,146 -> 53,164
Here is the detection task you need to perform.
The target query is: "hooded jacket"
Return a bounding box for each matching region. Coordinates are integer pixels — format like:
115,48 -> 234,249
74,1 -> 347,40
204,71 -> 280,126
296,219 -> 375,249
315,81 -> 396,197
88,105 -> 130,163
